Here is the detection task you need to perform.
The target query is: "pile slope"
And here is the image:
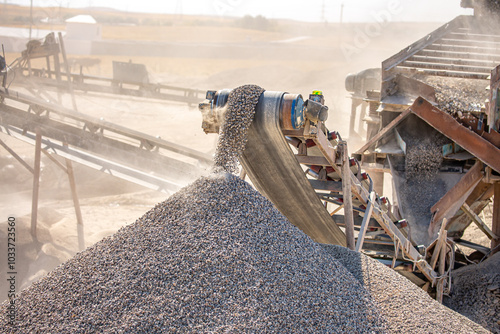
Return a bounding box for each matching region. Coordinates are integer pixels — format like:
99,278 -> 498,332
1,174 -> 386,333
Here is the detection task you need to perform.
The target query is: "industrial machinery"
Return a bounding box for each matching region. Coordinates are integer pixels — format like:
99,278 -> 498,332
0,43 -> 213,245
3,32 -> 205,105
345,68 -> 381,140
199,2 -> 500,301
351,1 -> 500,254
200,89 -> 443,296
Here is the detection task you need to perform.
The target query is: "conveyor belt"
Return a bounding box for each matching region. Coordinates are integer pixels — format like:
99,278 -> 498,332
0,87 -> 211,193
201,88 -> 438,284
240,91 -> 347,246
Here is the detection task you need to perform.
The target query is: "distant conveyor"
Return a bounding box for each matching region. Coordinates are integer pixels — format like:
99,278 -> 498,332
0,87 -> 212,193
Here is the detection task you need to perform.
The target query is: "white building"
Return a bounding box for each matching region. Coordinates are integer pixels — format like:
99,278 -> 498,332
64,15 -> 101,55
65,15 -> 101,40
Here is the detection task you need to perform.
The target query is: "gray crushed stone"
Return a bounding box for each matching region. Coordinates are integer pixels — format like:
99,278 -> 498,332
445,252 -> 500,334
401,137 -> 448,245
213,84 -> 264,174
405,139 -> 443,181
1,173 -> 388,333
1,84 -> 385,333
398,120 -> 449,245
322,244 -> 491,334
416,76 -> 488,115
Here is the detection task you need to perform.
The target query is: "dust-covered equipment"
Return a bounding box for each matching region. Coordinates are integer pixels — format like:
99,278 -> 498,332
199,7 -> 500,303
345,68 -> 381,140
348,4 -> 500,300
5,32 -> 205,105
200,88 -> 440,288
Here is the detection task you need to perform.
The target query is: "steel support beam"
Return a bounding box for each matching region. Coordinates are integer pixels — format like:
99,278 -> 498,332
411,97 -> 500,174
31,129 -> 42,240
340,141 -> 355,250
430,161 -> 483,235
492,182 -> 500,255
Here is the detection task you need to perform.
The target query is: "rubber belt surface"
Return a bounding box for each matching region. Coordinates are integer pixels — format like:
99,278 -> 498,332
240,91 -> 347,246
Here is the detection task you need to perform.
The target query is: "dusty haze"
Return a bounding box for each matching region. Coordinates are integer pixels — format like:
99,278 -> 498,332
1,4 -> 491,300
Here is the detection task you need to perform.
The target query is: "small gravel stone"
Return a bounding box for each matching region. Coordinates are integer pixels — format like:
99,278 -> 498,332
415,75 -> 488,116
398,118 -> 450,245
0,83 -> 491,333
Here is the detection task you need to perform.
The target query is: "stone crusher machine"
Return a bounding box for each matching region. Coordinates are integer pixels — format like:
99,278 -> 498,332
346,0 -> 500,292
199,89 -> 449,300
3,32 -> 204,105
199,3 -> 500,301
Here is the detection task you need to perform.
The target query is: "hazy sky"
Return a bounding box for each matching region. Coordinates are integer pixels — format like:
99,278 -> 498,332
4,0 -> 473,23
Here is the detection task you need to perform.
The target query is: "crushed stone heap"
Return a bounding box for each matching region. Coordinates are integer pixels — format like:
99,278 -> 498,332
322,245 -> 490,334
1,173 -> 386,333
445,252 -> 500,334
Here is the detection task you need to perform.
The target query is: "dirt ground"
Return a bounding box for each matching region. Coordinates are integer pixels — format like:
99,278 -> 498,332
0,12 -> 495,303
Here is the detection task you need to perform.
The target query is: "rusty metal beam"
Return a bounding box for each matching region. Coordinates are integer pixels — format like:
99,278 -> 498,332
429,161 -> 483,235
489,65 -> 500,132
492,183 -> 500,255
354,108 -> 411,155
461,202 -> 497,240
446,181 -> 494,237
340,141 -> 355,250
410,97 -> 500,174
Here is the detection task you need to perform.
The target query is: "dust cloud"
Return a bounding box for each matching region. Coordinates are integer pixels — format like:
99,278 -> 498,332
0,3 -> 453,300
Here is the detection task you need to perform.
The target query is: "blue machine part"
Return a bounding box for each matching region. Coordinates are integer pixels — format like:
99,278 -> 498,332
291,95 -> 305,129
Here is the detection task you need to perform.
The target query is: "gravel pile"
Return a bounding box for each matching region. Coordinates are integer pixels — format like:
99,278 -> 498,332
2,84 -> 383,333
445,252 -> 500,334
322,245 -> 490,334
1,173 -> 388,333
415,75 -> 488,116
